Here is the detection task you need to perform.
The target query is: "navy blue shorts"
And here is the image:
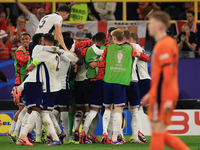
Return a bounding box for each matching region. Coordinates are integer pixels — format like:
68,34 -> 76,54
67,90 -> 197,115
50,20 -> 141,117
42,92 -> 57,110
138,79 -> 150,99
54,89 -> 71,108
126,82 -> 140,108
90,80 -> 103,108
103,82 -> 127,107
24,82 -> 43,108
75,79 -> 92,107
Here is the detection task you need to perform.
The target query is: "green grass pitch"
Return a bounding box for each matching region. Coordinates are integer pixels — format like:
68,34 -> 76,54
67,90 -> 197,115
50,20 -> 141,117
0,136 -> 199,150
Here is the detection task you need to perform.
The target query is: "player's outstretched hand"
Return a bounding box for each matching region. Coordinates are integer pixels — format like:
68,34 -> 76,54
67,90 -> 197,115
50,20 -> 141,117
163,100 -> 173,113
140,93 -> 149,106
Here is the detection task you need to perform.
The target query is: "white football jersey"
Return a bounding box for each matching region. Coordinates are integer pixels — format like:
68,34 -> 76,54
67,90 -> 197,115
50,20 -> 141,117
36,51 -> 61,93
23,45 -> 44,83
58,49 -> 78,89
36,13 -> 63,34
135,43 -> 151,80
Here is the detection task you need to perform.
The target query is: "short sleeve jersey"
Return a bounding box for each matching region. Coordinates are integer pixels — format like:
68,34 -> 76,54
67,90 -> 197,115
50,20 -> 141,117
36,51 -> 61,92
149,36 -> 179,104
36,13 -> 63,34
177,31 -> 197,51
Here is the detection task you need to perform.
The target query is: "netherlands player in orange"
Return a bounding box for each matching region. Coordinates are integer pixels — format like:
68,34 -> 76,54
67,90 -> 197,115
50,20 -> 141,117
141,11 -> 190,150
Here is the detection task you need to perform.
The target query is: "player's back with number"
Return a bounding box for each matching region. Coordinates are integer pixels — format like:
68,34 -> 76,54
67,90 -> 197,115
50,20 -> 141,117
36,13 -> 63,34
37,50 -> 61,93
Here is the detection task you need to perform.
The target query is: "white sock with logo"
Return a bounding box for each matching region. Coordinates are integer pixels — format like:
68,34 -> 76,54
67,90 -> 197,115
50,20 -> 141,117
130,108 -> 139,140
82,110 -> 97,133
103,109 -> 111,135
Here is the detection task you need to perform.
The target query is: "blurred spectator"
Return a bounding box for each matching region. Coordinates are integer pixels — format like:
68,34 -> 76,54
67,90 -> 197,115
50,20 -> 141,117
0,11 -> 6,21
15,0 -> 46,37
0,4 -> 7,31
10,16 -> 30,55
0,30 -> 11,59
186,10 -> 197,33
6,14 -> 17,33
0,70 -> 8,82
64,1 -> 106,23
178,2 -> 200,20
161,3 -> 183,20
2,3 -> 17,17
177,24 -> 197,58
93,2 -> 116,20
137,2 -> 161,20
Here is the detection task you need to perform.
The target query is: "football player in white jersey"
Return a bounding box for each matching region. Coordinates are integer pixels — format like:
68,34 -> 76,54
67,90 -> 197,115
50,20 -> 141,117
15,34 -> 62,146
129,32 -> 151,143
123,30 -> 150,143
53,36 -> 83,143
36,4 -> 74,55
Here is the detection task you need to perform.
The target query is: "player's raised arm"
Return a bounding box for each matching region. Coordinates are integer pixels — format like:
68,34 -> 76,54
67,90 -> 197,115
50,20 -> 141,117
55,24 -> 74,55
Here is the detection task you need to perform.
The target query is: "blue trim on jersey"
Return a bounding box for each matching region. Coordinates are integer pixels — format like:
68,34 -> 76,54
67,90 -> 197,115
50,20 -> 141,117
28,42 -> 35,61
157,72 -> 163,109
36,64 -> 41,82
65,66 -> 71,88
124,42 -> 130,45
42,62 -> 50,92
136,64 -> 140,80
49,25 -> 55,34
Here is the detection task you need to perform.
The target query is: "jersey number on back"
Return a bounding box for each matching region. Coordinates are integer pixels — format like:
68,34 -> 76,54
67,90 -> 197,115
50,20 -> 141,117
56,55 -> 60,71
39,16 -> 49,29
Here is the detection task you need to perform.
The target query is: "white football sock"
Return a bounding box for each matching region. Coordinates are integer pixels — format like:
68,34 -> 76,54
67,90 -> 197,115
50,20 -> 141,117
112,113 -> 122,141
88,112 -> 99,135
137,112 -> 143,133
82,112 -> 89,126
61,111 -> 69,141
49,112 -> 62,135
108,110 -> 114,139
73,110 -> 83,131
82,110 -> 97,133
121,113 -> 124,139
41,111 -> 59,141
36,115 -> 42,139
51,109 -> 60,124
9,120 -> 16,134
21,111 -> 40,138
20,112 -> 30,135
14,107 -> 27,135
130,108 -> 139,140
103,109 -> 111,135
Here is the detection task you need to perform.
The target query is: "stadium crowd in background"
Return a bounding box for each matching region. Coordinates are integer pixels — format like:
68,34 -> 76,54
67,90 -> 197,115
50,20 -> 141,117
1,1 -> 200,58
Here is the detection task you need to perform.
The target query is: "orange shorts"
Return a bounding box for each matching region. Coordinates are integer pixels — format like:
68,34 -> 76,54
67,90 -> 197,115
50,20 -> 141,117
148,101 -> 176,125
